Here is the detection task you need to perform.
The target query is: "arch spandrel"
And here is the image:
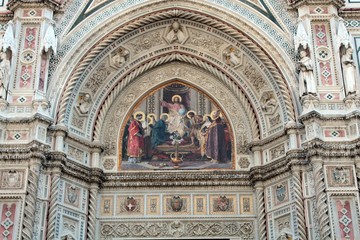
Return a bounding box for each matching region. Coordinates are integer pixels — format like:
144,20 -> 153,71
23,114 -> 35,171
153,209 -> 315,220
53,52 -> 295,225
66,19 -> 289,142
101,62 -> 253,163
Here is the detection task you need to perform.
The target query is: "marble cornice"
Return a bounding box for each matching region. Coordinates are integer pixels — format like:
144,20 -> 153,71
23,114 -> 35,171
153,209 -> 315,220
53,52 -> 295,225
103,171 -> 252,188
0,12 -> 14,21
45,151 -> 105,184
299,110 -> 360,122
287,0 -> 345,9
0,140 -> 49,161
7,0 -> 62,12
339,8 -> 360,18
0,112 -> 53,124
251,150 -> 308,182
303,138 -> 360,157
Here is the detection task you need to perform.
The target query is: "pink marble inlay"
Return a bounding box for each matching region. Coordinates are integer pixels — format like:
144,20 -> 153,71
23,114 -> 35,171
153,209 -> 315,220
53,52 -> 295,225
319,62 -> 333,85
324,129 -> 346,138
0,203 -> 16,240
314,24 -> 328,46
336,200 -> 354,240
20,65 -> 33,88
24,27 -> 37,49
23,9 -> 42,17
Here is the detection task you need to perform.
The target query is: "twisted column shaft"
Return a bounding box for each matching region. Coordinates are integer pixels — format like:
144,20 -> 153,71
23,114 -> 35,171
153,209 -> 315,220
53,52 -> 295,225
21,160 -> 41,240
312,161 -> 331,240
255,184 -> 267,240
292,169 -> 307,240
87,184 -> 99,240
46,172 -> 61,240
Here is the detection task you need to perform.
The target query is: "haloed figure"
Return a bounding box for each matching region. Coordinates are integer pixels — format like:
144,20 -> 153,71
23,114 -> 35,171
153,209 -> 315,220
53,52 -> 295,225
127,113 -> 145,163
205,110 -> 227,163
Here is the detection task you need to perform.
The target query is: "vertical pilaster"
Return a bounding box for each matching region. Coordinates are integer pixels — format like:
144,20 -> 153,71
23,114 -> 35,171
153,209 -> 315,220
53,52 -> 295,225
311,159 -> 331,240
6,0 -> 59,114
255,182 -> 267,240
21,158 -> 41,240
87,183 -> 99,240
292,166 -> 307,240
46,167 -> 61,240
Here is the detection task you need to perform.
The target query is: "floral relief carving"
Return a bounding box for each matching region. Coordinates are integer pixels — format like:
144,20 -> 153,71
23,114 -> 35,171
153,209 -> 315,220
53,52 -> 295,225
102,158 -> 116,170
187,29 -> 224,54
84,62 -> 112,96
241,61 -> 267,92
238,157 -> 250,168
100,221 -> 254,238
126,29 -> 163,55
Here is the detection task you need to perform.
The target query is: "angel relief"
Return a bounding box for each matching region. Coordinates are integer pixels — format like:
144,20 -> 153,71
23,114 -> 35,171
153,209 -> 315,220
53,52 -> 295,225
120,83 -> 233,170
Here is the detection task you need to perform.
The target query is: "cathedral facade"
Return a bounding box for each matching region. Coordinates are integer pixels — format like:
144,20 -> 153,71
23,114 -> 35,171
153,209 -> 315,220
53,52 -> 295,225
0,0 -> 360,239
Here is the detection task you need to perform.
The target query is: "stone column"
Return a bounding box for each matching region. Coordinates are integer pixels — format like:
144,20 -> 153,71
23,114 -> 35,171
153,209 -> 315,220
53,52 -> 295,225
255,182 -> 266,240
46,167 -> 62,240
87,183 -> 99,240
54,124 -> 67,152
91,141 -> 102,168
286,121 -> 298,150
21,158 -> 41,240
292,166 -> 307,240
253,146 -> 262,167
311,158 -> 331,240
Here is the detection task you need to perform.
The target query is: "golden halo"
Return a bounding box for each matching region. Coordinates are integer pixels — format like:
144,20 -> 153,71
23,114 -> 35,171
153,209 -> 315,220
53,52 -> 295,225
147,113 -> 157,125
210,110 -> 223,120
203,114 -> 212,121
186,110 -> 196,118
160,113 -> 169,121
171,94 -> 182,103
133,111 -> 145,122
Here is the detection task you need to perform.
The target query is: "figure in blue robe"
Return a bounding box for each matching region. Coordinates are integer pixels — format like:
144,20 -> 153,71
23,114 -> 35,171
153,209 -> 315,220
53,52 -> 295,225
151,116 -> 167,149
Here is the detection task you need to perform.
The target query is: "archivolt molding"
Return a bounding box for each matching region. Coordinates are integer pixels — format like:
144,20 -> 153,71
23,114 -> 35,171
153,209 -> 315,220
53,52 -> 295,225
100,62 -> 253,156
65,19 -> 288,140
51,6 -> 297,125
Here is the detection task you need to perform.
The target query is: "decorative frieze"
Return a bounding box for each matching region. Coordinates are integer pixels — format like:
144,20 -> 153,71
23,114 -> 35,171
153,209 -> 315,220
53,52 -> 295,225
100,220 -> 255,239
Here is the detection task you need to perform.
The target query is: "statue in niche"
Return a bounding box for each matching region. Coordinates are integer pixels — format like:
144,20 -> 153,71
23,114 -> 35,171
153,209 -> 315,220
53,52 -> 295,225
111,48 -> 129,68
341,47 -> 357,96
165,21 -> 186,44
0,51 -> 10,99
297,49 -> 317,97
77,93 -> 91,114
